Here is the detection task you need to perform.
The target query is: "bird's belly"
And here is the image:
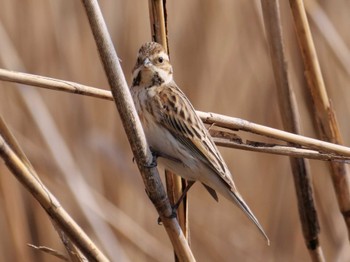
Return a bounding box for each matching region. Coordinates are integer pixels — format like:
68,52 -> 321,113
142,116 -> 200,181
143,119 -> 176,155
158,158 -> 200,181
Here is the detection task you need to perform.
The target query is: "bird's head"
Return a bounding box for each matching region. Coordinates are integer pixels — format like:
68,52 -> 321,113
132,42 -> 173,87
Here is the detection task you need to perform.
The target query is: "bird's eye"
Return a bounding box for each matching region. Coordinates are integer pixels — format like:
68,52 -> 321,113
158,57 -> 164,63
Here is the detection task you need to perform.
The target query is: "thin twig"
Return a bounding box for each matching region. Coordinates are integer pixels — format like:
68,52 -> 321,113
27,244 -> 69,261
80,0 -> 195,261
290,0 -> 350,240
261,0 -> 324,260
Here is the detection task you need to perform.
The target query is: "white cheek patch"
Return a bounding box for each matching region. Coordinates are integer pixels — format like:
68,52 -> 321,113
156,67 -> 172,84
154,51 -> 172,83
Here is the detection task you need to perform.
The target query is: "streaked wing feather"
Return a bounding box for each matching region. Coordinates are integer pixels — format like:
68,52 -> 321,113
156,82 -> 234,188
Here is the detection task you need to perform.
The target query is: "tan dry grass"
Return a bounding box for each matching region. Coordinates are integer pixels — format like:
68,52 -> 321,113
0,0 -> 350,261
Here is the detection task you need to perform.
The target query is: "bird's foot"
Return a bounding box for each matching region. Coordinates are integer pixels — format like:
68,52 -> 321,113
157,208 -> 177,225
141,149 -> 158,168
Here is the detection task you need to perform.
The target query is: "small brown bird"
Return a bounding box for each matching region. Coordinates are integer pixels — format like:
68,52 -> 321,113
131,42 -> 269,243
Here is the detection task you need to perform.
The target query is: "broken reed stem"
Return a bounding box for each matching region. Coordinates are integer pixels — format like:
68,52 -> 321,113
212,136 -> 350,162
148,0 -> 169,53
80,0 -> 195,260
148,0 -> 189,248
261,0 -> 324,260
0,135 -> 108,262
289,0 -> 350,240
198,111 -> 350,157
2,68 -> 350,159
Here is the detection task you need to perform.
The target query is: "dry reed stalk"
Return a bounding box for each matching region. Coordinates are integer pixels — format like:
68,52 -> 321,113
3,68 -> 350,159
0,116 -> 33,170
148,0 -> 190,249
198,111 -> 350,156
0,117 -> 86,261
80,0 -> 195,260
0,20 -> 128,260
2,84 -> 159,260
0,135 -> 108,261
304,0 -> 350,77
261,0 -> 324,260
212,135 -> 350,162
0,69 -> 113,100
289,0 -> 350,240
148,0 -> 169,53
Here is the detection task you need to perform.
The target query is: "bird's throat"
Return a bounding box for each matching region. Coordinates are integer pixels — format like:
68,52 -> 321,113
132,69 -> 167,88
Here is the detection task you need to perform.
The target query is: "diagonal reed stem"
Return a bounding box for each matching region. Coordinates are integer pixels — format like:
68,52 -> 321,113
0,133 -> 108,261
0,116 -> 87,261
80,0 -> 195,260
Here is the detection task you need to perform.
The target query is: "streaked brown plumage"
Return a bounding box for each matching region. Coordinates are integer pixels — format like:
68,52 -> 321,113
131,42 -> 269,244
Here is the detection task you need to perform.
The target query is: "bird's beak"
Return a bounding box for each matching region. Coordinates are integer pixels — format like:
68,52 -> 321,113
143,58 -> 152,67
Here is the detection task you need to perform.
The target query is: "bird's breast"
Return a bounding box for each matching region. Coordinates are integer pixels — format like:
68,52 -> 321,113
131,86 -> 199,177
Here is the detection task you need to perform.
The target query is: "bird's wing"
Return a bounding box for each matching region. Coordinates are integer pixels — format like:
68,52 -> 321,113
154,82 -> 235,189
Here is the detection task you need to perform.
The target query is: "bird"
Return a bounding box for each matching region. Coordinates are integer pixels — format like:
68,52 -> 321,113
130,42 -> 269,244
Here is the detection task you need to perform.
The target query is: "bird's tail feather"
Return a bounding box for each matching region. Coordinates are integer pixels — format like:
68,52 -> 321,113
231,191 -> 270,245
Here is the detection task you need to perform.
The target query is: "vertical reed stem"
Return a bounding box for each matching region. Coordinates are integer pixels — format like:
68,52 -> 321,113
289,0 -> 350,241
261,1 -> 325,260
148,1 -> 190,260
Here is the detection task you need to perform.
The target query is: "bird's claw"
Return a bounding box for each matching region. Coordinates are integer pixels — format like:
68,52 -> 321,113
143,153 -> 157,168
157,208 -> 177,225
140,149 -> 158,168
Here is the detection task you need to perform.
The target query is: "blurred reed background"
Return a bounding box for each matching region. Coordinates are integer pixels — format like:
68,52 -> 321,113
0,0 -> 350,261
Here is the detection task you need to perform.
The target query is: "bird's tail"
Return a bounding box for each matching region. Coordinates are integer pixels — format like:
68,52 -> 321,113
230,190 -> 270,245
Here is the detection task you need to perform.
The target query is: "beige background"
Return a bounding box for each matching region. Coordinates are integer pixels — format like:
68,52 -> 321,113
0,1 -> 349,261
